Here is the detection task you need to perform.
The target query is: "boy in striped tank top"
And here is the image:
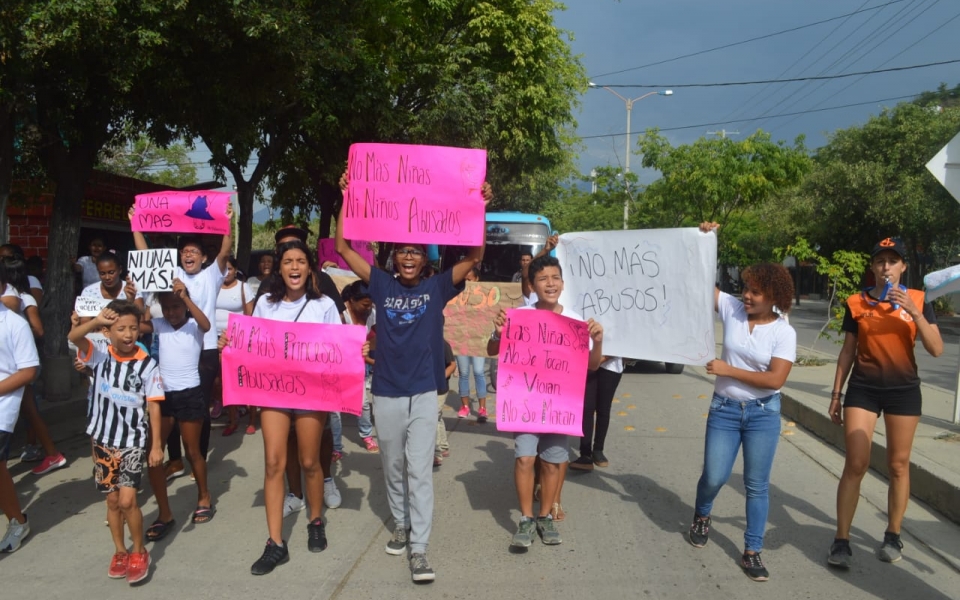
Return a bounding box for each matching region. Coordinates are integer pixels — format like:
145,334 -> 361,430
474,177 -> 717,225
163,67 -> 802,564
69,300 -> 164,585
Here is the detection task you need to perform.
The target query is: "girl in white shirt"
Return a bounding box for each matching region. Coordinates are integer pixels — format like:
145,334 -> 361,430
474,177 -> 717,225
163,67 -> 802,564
216,257 -> 256,436
688,222 -> 797,583
221,240 -> 341,575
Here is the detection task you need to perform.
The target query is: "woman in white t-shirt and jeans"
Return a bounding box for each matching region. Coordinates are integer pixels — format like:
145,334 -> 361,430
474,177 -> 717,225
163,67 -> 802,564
216,257 -> 256,436
220,240 -> 342,575
687,222 -> 797,583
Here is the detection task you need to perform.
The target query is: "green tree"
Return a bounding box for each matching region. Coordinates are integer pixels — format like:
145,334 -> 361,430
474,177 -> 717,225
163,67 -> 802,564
97,131 -> 198,188
769,102 -> 960,284
542,166 -> 634,233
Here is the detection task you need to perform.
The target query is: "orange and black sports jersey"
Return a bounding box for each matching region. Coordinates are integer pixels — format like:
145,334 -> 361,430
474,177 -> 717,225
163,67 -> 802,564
842,289 -> 936,390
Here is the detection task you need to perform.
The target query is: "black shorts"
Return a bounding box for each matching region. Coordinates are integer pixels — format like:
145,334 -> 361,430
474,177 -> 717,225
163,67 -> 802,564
92,441 -> 145,493
844,385 -> 922,417
160,385 -> 207,421
0,429 -> 12,462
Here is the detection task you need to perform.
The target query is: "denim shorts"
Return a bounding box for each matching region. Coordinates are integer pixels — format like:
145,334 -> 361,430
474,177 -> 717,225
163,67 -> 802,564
514,432 -> 569,463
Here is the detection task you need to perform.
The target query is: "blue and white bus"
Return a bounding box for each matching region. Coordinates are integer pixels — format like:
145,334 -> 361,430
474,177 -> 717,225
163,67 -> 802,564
438,212 -> 555,281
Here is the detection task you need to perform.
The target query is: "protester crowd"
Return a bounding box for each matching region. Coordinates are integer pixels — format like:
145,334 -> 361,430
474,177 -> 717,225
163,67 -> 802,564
0,178 -> 942,587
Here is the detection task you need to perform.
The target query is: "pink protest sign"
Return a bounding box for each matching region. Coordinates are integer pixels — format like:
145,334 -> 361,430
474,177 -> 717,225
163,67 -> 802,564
342,143 -> 487,246
495,308 -> 590,436
220,314 -> 366,415
317,238 -> 375,269
132,190 -> 232,235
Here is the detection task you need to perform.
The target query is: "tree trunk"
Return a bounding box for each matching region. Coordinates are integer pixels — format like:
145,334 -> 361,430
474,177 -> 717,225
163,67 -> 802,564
317,180 -> 338,239
235,180 -> 256,271
0,107 -> 13,244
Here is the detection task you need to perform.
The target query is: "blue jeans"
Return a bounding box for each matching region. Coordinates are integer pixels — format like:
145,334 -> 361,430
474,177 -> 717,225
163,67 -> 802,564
357,389 -> 374,438
455,355 -> 486,398
330,412 -> 342,452
694,393 -> 781,552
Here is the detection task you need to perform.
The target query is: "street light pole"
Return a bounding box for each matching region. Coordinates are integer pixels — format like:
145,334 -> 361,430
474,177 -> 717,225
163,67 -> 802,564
589,84 -> 672,229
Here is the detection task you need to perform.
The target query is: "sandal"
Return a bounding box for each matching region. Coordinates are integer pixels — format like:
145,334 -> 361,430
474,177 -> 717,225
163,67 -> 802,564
222,424 -> 238,436
145,518 -> 175,542
551,503 -> 565,522
245,425 -> 257,435
191,505 -> 216,524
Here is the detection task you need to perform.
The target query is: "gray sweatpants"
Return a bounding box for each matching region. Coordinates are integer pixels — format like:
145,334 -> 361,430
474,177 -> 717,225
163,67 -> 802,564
372,391 -> 438,554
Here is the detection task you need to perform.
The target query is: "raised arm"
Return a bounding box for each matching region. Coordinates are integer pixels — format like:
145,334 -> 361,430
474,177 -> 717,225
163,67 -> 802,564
335,172 -> 372,283
129,206 -> 149,251
451,182 -> 493,285
69,309 -> 116,356
216,204 -> 234,273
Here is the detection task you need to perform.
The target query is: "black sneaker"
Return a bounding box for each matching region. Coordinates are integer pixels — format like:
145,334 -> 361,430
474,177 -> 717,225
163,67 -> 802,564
251,539 -> 289,575
385,526 -> 409,555
827,538 -> 852,568
688,514 -> 710,548
410,552 -> 436,582
741,552 -> 769,582
307,518 -> 328,553
592,450 -> 609,467
878,531 -> 903,563
569,455 -> 594,471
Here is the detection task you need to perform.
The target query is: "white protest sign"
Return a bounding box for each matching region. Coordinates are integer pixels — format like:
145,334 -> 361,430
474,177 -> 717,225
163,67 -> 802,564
127,249 -> 176,292
556,228 -> 716,366
74,296 -> 109,317
926,131 -> 960,203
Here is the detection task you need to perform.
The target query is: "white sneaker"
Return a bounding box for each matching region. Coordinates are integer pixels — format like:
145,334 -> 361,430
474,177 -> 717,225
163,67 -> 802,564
282,493 -> 305,518
324,479 -> 342,509
0,515 -> 29,553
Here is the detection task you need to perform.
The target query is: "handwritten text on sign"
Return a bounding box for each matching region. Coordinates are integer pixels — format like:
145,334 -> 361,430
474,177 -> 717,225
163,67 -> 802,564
495,308 -> 588,436
443,282 -> 525,357
132,190 -> 232,235
556,228 -> 716,366
128,249 -> 176,292
220,314 -> 366,414
75,296 -> 109,317
343,143 -> 487,246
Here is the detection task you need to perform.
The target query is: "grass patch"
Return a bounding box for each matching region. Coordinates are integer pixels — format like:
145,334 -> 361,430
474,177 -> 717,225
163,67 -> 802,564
795,355 -> 828,367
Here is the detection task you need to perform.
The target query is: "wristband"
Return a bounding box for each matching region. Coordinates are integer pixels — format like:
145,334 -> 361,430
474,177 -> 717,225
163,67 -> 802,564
490,330 -> 501,342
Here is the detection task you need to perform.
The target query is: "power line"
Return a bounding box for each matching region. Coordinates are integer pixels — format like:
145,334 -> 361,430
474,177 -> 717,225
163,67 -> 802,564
579,93 -> 918,140
591,58 -> 960,89
588,0 -> 910,79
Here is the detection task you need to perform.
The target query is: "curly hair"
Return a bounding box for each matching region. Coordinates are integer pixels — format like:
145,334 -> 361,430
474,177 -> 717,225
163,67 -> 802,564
741,263 -> 794,314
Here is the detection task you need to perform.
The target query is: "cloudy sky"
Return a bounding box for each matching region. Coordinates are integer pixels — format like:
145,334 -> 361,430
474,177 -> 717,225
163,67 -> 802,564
557,0 -> 959,180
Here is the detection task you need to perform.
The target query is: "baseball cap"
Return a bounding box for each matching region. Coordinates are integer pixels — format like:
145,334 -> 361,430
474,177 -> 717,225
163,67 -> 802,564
870,237 -> 907,260
275,225 -> 309,244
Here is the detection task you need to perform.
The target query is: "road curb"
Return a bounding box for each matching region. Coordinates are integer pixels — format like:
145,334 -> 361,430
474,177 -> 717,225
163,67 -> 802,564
780,392 -> 960,527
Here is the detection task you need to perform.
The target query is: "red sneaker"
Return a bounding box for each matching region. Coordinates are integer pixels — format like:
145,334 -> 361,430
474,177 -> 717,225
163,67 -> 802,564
31,452 -> 67,475
108,552 -> 128,579
126,550 -> 150,584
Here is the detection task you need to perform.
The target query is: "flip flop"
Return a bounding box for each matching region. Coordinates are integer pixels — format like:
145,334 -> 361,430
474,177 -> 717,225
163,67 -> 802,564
192,505 -> 216,524
146,518 -> 175,542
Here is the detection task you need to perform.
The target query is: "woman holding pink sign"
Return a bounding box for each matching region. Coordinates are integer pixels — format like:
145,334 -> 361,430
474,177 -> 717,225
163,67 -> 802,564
219,240 -> 342,575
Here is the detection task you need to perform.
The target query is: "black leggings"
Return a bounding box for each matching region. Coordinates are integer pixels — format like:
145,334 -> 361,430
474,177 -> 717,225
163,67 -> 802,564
579,367 -> 623,455
167,349 -> 219,461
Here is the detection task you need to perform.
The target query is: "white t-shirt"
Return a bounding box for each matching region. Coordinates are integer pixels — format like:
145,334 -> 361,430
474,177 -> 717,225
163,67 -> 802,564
2,284 -> 17,300
600,356 -> 623,374
177,262 -> 227,350
714,292 -> 797,401
152,317 -> 204,391
27,276 -> 42,292
253,293 -> 341,325
0,305 -> 40,431
216,281 -> 254,334
80,282 -> 142,301
523,291 -> 539,307
76,256 -> 100,287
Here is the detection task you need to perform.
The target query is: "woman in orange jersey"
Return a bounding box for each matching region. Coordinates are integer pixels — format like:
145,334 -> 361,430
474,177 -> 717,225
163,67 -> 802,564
826,238 -> 943,569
